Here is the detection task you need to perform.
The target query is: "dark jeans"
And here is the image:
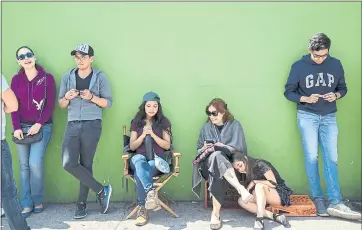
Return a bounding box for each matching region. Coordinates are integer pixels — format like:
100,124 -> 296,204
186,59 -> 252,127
62,120 -> 104,203
1,139 -> 30,230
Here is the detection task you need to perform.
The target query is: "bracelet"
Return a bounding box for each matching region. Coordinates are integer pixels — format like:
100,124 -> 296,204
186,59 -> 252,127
334,93 -> 338,100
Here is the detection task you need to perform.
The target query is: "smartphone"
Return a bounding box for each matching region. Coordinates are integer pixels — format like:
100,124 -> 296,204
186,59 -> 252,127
205,139 -> 215,144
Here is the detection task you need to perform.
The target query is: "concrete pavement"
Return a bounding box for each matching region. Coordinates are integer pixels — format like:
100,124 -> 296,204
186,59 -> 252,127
1,202 -> 361,230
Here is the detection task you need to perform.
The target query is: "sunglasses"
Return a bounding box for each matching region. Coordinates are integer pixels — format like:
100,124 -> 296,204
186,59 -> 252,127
206,110 -> 218,117
17,52 -> 34,60
312,53 -> 328,59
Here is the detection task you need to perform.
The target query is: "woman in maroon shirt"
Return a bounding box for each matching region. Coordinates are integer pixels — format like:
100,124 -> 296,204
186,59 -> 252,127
129,91 -> 172,226
11,46 -> 56,218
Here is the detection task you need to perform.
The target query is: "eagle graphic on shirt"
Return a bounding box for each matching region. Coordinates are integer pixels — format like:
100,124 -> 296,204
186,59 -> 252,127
33,99 -> 44,110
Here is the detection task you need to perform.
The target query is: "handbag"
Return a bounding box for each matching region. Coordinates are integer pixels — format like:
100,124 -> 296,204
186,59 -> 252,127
12,123 -> 43,145
12,73 -> 47,145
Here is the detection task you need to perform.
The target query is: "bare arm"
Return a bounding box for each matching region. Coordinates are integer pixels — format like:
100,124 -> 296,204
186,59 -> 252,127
130,131 -> 146,151
152,129 -> 171,150
2,88 -> 18,113
59,97 -> 70,108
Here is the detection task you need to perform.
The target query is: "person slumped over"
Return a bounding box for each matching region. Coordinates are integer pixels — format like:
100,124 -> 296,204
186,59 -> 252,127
129,92 -> 172,226
232,152 -> 292,230
192,98 -> 251,230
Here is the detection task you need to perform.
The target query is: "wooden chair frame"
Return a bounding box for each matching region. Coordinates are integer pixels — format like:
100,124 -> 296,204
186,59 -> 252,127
122,125 -> 181,219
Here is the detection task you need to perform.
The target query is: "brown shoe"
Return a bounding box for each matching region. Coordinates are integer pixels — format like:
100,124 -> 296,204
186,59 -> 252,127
135,206 -> 148,226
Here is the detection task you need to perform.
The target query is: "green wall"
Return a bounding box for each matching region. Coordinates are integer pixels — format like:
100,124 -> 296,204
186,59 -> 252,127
1,2 -> 361,203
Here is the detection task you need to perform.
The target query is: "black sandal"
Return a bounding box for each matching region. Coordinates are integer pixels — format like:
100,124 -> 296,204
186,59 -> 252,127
273,213 -> 290,227
253,217 -> 264,230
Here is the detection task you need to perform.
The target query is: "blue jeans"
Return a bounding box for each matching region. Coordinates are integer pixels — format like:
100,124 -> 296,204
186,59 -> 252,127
1,139 -> 30,230
130,154 -> 160,206
297,110 -> 342,204
16,123 -> 52,208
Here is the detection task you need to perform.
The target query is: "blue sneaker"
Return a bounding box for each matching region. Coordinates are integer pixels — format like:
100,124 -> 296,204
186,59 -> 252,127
97,185 -> 112,214
313,198 -> 329,217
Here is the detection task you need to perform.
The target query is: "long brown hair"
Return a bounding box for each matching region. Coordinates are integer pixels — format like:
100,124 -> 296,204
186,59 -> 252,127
205,98 -> 234,123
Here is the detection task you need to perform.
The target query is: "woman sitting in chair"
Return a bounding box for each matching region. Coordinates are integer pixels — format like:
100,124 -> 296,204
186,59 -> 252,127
232,152 -> 292,230
192,98 -> 252,230
129,91 -> 172,226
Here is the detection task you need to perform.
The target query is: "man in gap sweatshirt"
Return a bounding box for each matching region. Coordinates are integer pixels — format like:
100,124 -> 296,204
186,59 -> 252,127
284,33 -> 360,221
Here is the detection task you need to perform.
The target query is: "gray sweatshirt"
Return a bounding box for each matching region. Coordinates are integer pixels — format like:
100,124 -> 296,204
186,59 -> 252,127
58,68 -> 112,122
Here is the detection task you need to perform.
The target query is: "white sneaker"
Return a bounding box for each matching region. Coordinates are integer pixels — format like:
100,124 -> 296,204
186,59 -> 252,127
1,208 -> 5,217
327,203 -> 361,221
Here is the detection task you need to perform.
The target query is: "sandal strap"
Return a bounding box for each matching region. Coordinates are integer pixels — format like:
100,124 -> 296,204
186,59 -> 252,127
273,213 -> 281,220
256,217 -> 264,223
212,212 -> 220,220
210,212 -> 221,225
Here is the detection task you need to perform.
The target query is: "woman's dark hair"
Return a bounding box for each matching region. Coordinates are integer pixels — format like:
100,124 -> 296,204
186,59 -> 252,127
16,46 -> 40,74
133,101 -> 173,142
232,151 -> 258,183
308,33 -> 331,51
206,98 -> 234,123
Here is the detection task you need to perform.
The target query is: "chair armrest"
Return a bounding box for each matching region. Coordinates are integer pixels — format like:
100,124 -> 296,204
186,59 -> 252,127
172,152 -> 181,174
122,153 -> 132,176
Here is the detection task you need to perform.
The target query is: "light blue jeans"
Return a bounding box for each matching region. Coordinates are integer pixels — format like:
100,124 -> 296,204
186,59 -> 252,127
130,154 -> 160,206
297,110 -> 342,204
16,123 -> 52,209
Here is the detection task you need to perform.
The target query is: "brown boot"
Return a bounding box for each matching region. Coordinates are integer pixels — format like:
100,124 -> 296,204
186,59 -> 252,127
135,206 -> 148,226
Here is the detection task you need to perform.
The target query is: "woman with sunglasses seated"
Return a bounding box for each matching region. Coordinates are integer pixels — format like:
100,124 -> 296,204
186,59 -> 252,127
10,46 -> 56,217
129,92 -> 172,226
232,152 -> 292,230
192,98 -> 251,230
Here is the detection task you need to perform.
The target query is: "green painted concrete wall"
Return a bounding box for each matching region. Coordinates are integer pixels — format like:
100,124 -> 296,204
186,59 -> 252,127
1,2 -> 361,203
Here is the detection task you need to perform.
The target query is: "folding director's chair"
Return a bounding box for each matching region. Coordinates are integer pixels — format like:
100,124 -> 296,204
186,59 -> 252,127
122,125 -> 181,219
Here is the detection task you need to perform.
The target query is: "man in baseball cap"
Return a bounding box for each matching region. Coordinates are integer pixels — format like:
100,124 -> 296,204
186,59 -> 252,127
59,43 -> 113,219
